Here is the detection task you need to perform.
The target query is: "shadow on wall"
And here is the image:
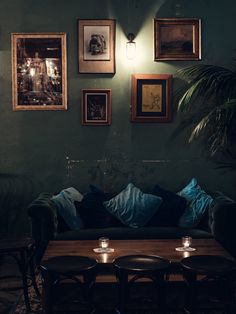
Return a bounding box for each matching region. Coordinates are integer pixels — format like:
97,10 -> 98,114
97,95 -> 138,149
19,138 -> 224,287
0,174 -> 41,237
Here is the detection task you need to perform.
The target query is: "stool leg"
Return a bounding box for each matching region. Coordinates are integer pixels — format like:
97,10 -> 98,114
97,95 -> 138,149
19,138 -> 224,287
83,269 -> 97,314
222,275 -> 236,314
41,270 -> 54,314
29,256 -> 41,297
183,270 -> 197,314
19,250 -> 31,312
154,272 -> 168,314
115,270 -> 129,314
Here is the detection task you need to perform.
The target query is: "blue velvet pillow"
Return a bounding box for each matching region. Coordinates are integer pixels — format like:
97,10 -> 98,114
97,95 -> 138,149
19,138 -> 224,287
103,183 -> 162,228
52,187 -> 84,230
178,178 -> 214,228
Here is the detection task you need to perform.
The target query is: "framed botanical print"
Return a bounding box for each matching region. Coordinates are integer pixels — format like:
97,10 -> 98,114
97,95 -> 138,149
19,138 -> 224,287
11,33 -> 67,111
154,18 -> 201,61
131,74 -> 172,122
78,19 -> 116,73
81,89 -> 111,125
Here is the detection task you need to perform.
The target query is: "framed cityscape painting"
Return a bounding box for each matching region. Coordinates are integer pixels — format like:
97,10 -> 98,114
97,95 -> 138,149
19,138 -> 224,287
78,19 -> 116,73
11,33 -> 67,111
154,18 -> 201,60
81,89 -> 111,125
131,74 -> 172,122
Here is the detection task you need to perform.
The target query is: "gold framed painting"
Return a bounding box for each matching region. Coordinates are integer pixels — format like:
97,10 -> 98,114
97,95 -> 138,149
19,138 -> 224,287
11,33 -> 67,111
131,74 -> 172,123
154,18 -> 201,61
81,89 -> 111,125
78,19 -> 116,73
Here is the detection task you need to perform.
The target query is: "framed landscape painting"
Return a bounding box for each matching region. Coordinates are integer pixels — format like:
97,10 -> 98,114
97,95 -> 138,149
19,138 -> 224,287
81,89 -> 111,125
131,74 -> 172,123
11,33 -> 67,111
154,18 -> 201,60
78,19 -> 116,73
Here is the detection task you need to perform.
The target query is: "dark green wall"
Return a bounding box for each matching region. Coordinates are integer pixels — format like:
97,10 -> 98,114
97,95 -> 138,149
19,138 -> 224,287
0,0 -> 235,198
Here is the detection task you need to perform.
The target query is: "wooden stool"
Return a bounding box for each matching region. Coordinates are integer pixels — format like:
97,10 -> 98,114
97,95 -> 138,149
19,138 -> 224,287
181,255 -> 236,314
40,255 -> 97,314
113,254 -> 171,314
0,237 -> 40,312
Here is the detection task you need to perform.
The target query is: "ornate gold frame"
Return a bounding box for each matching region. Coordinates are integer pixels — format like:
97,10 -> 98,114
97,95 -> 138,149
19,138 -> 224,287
11,33 -> 67,111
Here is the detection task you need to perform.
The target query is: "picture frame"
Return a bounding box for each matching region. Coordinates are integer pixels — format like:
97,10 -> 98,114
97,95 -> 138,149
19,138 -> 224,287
11,33 -> 67,111
154,18 -> 201,61
78,19 -> 116,73
81,89 -> 111,125
131,74 -> 172,123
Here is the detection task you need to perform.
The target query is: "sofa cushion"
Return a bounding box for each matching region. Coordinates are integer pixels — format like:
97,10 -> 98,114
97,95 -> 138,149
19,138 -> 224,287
178,178 -> 214,228
55,226 -> 213,241
52,187 -> 84,230
147,185 -> 186,227
103,183 -> 162,228
77,185 -> 123,228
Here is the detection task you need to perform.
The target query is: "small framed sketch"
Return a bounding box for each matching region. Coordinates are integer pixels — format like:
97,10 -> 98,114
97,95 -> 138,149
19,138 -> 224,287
78,19 -> 116,73
11,33 -> 67,111
82,89 -> 111,125
131,74 -> 172,123
154,18 -> 201,61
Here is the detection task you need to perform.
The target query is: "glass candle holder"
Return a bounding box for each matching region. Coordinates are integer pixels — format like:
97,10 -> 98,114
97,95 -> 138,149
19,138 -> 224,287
182,236 -> 192,249
98,237 -> 109,249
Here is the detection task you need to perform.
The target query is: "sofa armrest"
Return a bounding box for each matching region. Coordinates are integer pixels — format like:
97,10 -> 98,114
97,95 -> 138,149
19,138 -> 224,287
27,192 -> 58,261
209,198 -> 236,258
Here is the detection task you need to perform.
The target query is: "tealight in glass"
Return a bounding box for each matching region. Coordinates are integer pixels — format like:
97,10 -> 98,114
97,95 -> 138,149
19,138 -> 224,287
175,235 -> 196,252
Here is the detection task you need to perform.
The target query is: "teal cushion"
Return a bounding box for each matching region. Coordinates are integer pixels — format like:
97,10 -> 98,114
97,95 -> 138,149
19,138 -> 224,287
103,183 -> 162,228
52,187 -> 84,230
178,178 -> 214,228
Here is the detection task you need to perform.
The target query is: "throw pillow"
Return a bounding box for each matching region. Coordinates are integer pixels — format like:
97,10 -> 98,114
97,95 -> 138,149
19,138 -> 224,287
147,185 -> 187,227
78,185 -> 123,228
178,178 -> 214,228
103,183 -> 162,228
52,187 -> 84,230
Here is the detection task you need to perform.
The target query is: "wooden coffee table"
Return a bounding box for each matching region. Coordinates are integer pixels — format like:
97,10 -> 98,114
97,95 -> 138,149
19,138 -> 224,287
42,238 -> 234,281
41,238 -> 235,312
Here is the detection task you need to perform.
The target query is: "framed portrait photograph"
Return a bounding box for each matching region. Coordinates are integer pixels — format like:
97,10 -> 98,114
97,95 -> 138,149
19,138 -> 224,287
11,33 -> 67,111
154,18 -> 201,60
81,89 -> 111,125
131,74 -> 172,123
78,19 -> 116,73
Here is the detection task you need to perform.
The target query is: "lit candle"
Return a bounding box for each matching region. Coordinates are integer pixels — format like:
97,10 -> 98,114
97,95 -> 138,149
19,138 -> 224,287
182,236 -> 192,248
101,253 -> 108,263
99,237 -> 109,249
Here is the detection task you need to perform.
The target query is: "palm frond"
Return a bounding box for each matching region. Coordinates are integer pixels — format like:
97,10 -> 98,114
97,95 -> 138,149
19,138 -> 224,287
188,99 -> 236,155
177,65 -> 236,112
189,112 -> 212,142
178,79 -> 206,111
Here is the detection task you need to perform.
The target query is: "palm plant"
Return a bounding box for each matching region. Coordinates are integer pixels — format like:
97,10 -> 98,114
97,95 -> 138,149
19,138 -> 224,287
176,64 -> 236,161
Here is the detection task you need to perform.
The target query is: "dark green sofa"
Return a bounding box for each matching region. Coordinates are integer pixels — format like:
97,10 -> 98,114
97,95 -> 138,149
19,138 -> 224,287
27,191 -> 236,262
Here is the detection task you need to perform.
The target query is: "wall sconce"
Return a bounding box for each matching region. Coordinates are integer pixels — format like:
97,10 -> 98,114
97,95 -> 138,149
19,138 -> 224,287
126,33 -> 136,60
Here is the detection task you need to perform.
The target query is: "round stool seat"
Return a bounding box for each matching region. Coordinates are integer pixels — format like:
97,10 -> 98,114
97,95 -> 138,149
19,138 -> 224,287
113,254 -> 170,272
41,256 -> 97,275
40,256 -> 97,313
113,255 -> 170,314
181,255 -> 236,275
181,255 -> 236,314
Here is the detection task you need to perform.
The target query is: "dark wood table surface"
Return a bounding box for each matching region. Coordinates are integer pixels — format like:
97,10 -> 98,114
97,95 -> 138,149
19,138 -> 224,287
42,238 -> 234,282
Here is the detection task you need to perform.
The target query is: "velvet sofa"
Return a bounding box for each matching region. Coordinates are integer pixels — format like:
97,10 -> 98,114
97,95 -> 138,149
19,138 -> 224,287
27,182 -> 236,262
